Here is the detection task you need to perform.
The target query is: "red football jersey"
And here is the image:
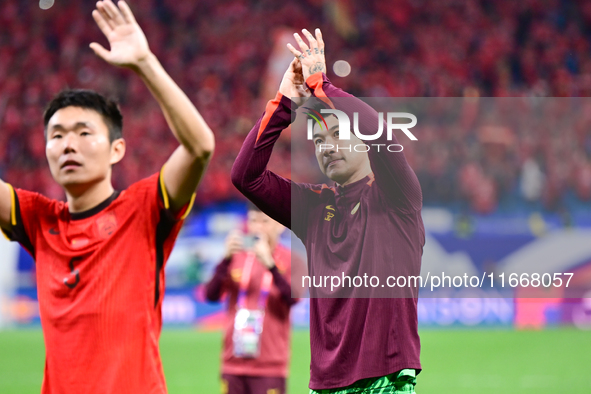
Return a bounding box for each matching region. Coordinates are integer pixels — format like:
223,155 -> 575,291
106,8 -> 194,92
2,171 -> 192,393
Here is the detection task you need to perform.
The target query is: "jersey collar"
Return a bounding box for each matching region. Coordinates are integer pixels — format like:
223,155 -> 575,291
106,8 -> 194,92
69,191 -> 121,221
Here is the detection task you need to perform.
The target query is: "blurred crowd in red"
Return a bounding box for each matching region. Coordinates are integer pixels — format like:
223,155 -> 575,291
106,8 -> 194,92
1,0 -> 591,213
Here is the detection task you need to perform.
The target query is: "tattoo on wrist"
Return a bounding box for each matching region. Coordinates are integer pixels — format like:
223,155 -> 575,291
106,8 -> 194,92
309,62 -> 326,75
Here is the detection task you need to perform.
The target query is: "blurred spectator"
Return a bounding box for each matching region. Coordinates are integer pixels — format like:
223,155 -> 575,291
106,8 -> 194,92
204,204 -> 303,394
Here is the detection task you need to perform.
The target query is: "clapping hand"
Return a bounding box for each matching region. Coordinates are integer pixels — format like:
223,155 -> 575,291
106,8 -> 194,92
287,28 -> 326,81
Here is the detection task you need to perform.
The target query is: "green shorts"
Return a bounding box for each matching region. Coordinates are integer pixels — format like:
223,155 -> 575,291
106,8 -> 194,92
309,369 -> 417,394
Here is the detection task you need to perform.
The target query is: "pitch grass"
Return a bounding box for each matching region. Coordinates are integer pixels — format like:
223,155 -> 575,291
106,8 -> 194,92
0,328 -> 589,393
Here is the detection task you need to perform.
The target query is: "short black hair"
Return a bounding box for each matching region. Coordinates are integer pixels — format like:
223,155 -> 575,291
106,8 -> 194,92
43,89 -> 123,142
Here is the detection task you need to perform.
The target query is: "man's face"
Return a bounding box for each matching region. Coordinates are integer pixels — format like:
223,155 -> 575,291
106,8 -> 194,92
246,210 -> 284,241
45,106 -> 124,191
312,115 -> 369,185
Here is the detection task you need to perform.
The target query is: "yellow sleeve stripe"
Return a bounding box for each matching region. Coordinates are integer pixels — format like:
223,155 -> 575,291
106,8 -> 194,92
159,166 -> 170,210
159,165 -> 196,220
7,184 -> 16,226
180,193 -> 196,221
1,230 -> 10,241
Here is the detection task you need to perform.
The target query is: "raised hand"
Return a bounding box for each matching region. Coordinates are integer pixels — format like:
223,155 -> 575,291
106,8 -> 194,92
252,233 -> 275,269
224,230 -> 244,259
90,0 -> 151,69
278,58 -> 310,106
287,28 -> 326,81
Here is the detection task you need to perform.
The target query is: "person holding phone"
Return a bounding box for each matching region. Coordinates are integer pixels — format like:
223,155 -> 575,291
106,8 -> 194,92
205,203 -> 302,394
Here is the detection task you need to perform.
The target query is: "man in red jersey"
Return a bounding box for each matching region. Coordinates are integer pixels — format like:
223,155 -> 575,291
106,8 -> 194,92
205,204 -> 301,394
232,29 -> 423,393
0,1 -> 214,393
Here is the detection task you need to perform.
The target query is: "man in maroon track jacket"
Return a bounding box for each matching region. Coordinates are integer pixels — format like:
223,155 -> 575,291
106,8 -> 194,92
231,28 -> 424,393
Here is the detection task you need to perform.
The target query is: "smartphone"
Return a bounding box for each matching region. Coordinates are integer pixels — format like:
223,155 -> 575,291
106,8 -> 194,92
243,235 -> 259,249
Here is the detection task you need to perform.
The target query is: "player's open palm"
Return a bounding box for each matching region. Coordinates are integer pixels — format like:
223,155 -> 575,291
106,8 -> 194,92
287,28 -> 326,81
90,0 -> 151,69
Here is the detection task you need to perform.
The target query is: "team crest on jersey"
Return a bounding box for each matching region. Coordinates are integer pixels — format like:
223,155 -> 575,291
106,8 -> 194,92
275,259 -> 286,274
324,205 -> 335,221
96,213 -> 118,239
231,268 -> 242,282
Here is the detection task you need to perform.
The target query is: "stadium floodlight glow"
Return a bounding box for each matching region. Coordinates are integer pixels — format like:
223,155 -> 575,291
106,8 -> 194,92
333,60 -> 351,77
39,0 -> 54,10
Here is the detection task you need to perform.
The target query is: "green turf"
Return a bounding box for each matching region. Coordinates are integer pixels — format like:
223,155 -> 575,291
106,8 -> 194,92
0,328 -> 589,393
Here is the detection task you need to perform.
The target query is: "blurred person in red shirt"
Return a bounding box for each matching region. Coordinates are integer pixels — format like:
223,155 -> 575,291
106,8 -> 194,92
205,203 -> 302,394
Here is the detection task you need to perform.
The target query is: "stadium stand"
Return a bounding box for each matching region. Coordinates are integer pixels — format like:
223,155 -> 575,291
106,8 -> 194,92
1,0 -> 591,213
